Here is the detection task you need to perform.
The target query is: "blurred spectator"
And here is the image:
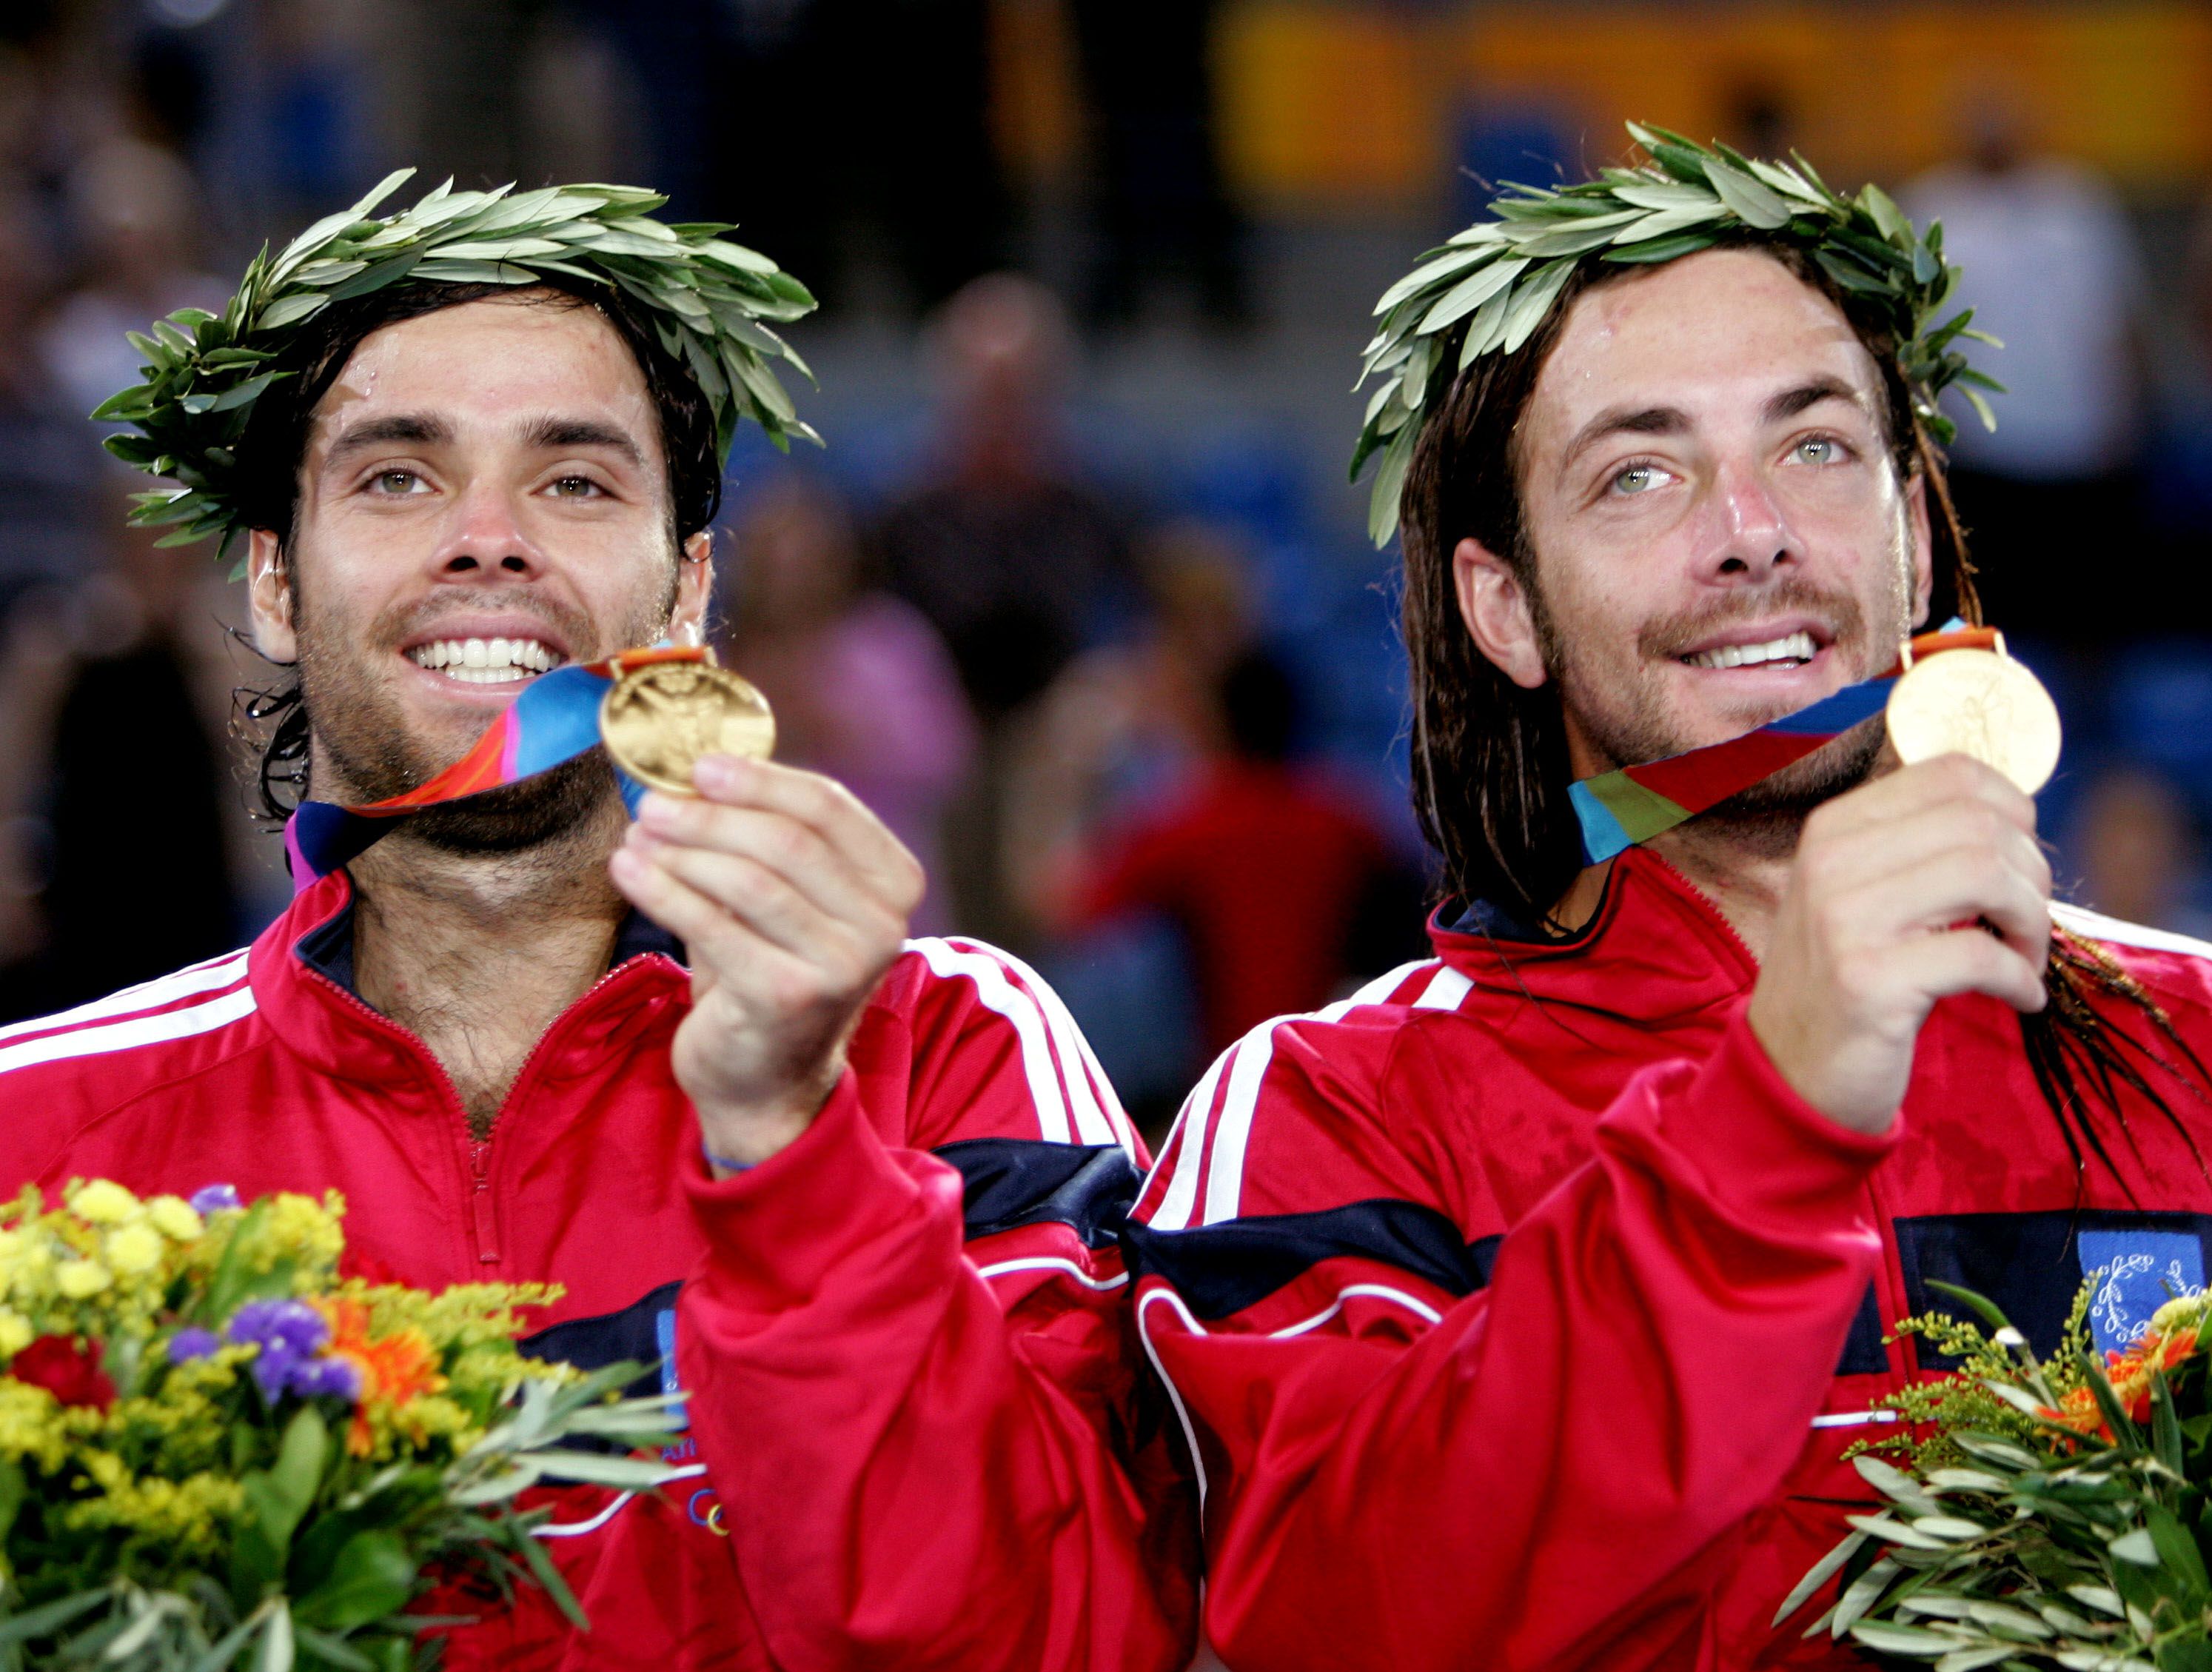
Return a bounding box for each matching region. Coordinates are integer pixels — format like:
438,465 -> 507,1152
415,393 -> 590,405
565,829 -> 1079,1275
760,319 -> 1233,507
877,273 -> 1133,941
0,178 -> 96,615
1904,94 -> 2147,646
1019,644 -> 1421,1059
720,476 -> 976,934
0,486 -> 249,1023
1068,0 -> 1247,329
878,272 -> 1132,722
39,136 -> 226,423
2068,766 -> 2212,940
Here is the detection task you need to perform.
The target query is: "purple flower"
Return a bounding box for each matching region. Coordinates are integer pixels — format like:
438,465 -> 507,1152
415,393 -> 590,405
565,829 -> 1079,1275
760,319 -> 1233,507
188,1184 -> 241,1216
290,1357 -> 361,1400
166,1327 -> 220,1363
227,1300 -> 332,1403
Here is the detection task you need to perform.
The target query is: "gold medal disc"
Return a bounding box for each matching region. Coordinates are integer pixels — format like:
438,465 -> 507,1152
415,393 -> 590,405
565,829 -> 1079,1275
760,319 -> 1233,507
1884,646 -> 2062,795
599,658 -> 776,795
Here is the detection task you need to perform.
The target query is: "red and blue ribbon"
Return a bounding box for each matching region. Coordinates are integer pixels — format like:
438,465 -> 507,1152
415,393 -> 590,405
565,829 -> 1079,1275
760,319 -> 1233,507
1567,622 -> 1993,865
285,646 -> 705,883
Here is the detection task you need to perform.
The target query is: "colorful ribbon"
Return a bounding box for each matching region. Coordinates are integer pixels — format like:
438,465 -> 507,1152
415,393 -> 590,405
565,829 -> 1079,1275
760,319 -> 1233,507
1567,623 -> 1994,865
284,646 -> 706,884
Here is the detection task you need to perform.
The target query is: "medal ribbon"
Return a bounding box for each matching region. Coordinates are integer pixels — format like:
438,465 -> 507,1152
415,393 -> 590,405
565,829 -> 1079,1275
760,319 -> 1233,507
1567,623 -> 1994,866
284,645 -> 707,886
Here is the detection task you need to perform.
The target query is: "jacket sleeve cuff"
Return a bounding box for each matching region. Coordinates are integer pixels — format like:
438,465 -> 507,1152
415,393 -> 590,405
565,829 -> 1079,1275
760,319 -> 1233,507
683,1071 -> 959,1312
1646,1010 -> 1898,1230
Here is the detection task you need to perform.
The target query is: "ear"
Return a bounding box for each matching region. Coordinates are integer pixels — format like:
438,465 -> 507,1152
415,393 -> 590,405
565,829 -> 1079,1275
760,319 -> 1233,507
1904,470 -> 1934,629
669,529 -> 714,648
1452,536 -> 1548,690
246,530 -> 297,663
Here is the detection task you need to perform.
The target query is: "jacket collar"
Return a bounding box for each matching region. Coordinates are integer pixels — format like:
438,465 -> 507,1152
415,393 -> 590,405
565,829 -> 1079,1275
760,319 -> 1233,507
1427,846 -> 1759,1024
247,868 -> 688,1086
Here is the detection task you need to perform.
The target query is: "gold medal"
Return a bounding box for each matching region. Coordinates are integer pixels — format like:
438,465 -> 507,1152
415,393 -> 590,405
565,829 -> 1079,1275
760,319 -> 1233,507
598,650 -> 775,795
1884,631 -> 2061,795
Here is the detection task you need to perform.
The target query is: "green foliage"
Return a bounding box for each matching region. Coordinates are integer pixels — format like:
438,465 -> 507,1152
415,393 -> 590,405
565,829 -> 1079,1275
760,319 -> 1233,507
1777,1285 -> 2212,1671
96,170 -> 820,570
1350,121 -> 2003,547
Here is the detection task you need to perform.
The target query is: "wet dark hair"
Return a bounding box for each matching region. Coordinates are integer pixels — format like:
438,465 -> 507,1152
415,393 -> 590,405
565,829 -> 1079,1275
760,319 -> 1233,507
240,277 -> 723,818
1395,236 -> 2208,1197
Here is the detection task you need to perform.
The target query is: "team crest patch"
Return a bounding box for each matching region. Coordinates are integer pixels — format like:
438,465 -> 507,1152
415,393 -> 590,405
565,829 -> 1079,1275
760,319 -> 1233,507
2078,1229 -> 2207,1356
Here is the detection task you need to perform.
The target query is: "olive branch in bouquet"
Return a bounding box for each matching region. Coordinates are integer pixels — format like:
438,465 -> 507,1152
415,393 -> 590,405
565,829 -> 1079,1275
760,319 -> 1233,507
1776,1280 -> 2212,1671
1350,121 -> 2004,546
92,167 -> 820,571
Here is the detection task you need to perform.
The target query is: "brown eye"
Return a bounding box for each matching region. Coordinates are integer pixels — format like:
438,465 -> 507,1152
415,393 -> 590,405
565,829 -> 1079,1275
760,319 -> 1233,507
551,475 -> 601,498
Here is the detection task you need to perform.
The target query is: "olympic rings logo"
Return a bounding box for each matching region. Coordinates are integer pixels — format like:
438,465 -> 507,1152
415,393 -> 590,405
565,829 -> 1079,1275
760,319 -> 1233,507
686,1487 -> 728,1536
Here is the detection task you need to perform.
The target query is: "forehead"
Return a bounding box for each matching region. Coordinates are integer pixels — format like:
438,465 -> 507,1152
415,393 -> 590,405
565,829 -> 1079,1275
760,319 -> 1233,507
309,292 -> 656,448
1528,248 -> 1882,442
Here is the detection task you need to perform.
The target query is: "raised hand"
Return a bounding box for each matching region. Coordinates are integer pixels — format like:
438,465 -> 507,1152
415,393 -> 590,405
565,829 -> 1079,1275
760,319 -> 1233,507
609,754 -> 925,1168
1747,753 -> 2052,1135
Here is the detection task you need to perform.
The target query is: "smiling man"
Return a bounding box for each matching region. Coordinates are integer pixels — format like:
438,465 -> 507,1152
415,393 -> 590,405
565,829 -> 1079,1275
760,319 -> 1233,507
1126,132 -> 2212,1669
0,181 -> 1194,1670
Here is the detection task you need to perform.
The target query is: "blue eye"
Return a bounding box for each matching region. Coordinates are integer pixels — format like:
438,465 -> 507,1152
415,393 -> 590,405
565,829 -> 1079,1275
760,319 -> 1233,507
1796,437 -> 1841,464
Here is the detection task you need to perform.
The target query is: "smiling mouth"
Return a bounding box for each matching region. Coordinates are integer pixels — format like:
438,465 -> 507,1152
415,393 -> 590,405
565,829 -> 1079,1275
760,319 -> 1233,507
406,637 -> 569,685
1681,630 -> 1818,671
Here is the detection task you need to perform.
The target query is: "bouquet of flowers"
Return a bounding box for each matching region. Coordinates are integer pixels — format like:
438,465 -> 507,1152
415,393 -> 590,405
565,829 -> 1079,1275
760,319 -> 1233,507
1779,1279 -> 2212,1671
0,1180 -> 682,1671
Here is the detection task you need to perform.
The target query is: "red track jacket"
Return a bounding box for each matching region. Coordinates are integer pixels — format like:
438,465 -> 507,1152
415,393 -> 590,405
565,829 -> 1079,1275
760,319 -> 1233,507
0,869 -> 1197,1671
1127,846 -> 2212,1671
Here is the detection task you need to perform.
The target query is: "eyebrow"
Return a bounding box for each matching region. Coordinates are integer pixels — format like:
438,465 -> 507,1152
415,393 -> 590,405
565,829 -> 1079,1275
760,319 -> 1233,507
519,415 -> 647,469
1559,404 -> 1689,472
321,413 -> 452,470
1763,375 -> 1869,424
1558,376 -> 1874,475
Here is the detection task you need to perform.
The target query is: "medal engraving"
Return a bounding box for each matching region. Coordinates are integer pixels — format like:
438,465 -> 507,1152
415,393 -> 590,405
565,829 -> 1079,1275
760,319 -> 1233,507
1885,646 -> 2061,795
599,660 -> 776,794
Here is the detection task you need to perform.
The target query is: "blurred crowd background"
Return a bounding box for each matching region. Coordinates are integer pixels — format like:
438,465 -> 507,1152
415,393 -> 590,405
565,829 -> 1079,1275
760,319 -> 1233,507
4,0 -> 2211,1137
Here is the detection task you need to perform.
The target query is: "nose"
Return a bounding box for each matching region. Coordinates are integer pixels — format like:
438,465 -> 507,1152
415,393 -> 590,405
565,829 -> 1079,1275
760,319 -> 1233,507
426,480 -> 545,581
1701,458 -> 1800,584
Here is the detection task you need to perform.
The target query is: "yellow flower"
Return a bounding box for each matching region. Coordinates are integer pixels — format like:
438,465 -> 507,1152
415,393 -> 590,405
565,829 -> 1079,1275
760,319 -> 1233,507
144,1197 -> 201,1242
67,1180 -> 141,1226
55,1259 -> 111,1300
105,1223 -> 163,1277
0,1309 -> 30,1359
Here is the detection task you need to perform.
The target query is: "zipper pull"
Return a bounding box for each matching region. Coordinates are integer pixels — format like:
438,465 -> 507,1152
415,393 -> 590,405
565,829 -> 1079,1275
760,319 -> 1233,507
469,1140 -> 500,1265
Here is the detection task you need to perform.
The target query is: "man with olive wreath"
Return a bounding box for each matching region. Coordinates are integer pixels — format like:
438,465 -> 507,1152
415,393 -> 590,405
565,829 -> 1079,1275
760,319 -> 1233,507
0,173 -> 1196,1671
1127,124 -> 2212,1669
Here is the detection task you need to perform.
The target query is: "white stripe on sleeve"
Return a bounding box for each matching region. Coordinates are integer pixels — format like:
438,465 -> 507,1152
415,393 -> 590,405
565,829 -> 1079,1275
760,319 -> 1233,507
1198,959 -> 1437,1227
2052,902 -> 2212,963
945,938 -> 1126,1151
1147,1049 -> 1230,1233
0,986 -> 258,1077
0,949 -> 249,1046
906,936 -> 1076,1146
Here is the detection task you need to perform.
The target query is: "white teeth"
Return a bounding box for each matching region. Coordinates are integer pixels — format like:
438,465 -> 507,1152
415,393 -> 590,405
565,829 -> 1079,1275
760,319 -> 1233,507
405,638 -> 566,678
1686,630 -> 1817,670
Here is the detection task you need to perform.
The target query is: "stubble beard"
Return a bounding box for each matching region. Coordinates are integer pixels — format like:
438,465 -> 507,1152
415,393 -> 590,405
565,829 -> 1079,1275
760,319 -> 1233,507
292,574 -> 674,858
1535,572 -> 1900,857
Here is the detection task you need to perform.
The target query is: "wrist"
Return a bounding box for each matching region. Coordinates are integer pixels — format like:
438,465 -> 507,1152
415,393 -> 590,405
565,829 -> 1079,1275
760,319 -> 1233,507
691,1073 -> 841,1172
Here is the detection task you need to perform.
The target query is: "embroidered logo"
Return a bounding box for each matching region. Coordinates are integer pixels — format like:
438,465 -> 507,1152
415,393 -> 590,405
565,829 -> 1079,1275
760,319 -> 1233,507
2077,1230 -> 2207,1356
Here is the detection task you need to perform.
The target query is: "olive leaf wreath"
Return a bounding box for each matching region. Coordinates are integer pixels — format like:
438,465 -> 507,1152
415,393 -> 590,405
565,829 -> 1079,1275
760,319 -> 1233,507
1350,121 -> 2003,546
94,167 -> 820,570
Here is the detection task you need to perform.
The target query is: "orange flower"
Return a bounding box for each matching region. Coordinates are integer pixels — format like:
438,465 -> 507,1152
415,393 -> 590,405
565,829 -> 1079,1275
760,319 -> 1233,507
2036,1325 -> 2202,1439
316,1296 -> 448,1454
